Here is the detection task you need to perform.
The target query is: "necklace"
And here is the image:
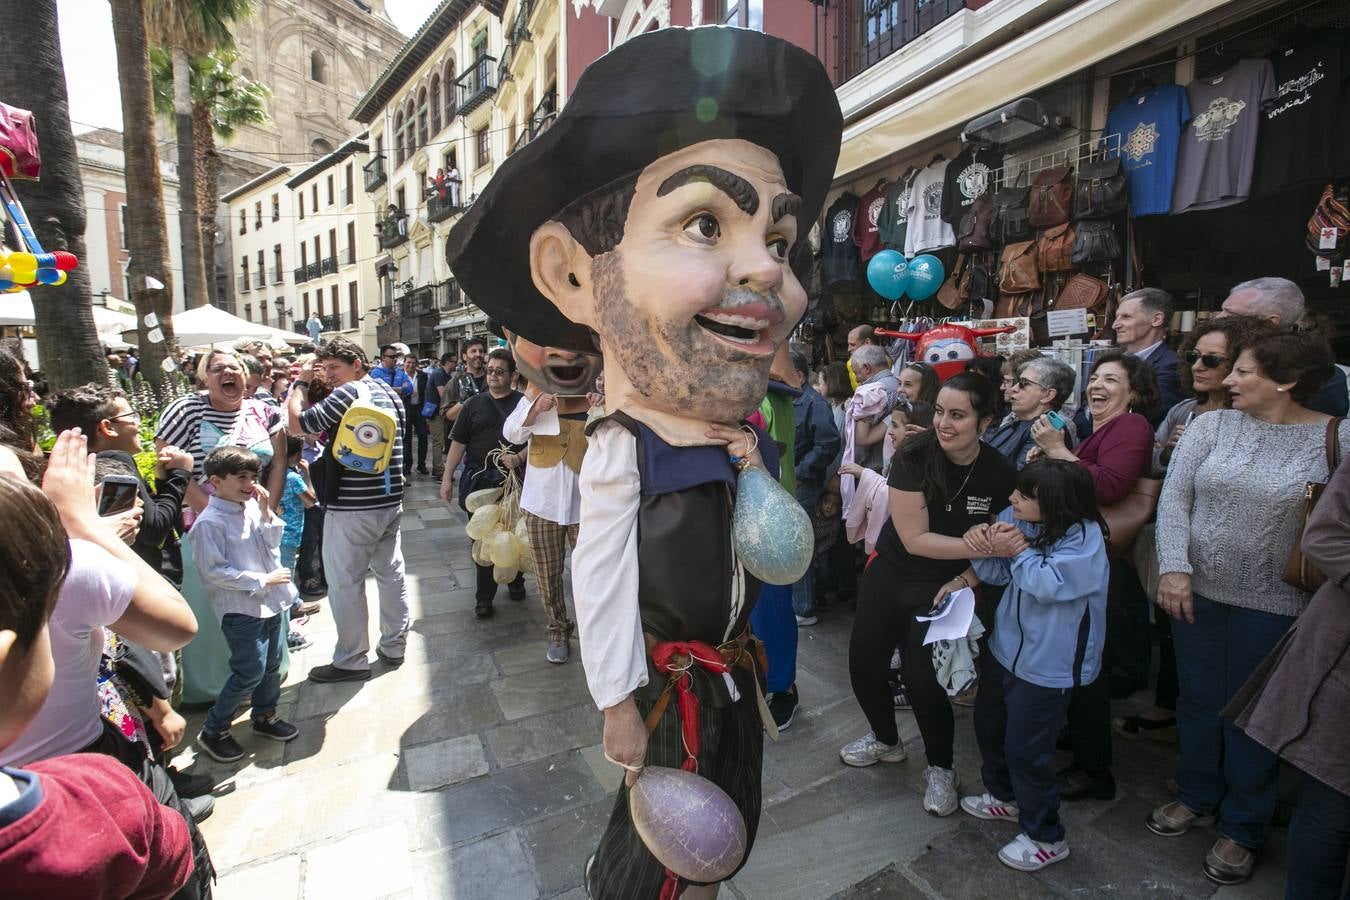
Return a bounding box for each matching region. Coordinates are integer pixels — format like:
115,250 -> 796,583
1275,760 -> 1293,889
945,459 -> 977,512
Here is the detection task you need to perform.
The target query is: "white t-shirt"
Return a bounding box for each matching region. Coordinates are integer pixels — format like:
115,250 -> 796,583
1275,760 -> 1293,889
903,160 -> 956,256
0,541 -> 136,766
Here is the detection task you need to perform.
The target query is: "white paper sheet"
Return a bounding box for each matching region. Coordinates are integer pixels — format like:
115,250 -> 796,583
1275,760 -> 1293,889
915,586 -> 976,646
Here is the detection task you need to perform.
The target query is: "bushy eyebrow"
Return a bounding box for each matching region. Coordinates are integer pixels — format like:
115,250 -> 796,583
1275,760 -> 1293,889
771,192 -> 802,224
657,165 -> 758,216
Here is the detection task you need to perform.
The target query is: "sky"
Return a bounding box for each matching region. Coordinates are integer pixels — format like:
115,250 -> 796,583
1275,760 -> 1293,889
56,0 -> 435,134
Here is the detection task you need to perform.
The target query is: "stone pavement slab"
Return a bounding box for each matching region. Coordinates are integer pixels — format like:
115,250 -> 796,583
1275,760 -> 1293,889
193,479 -> 1290,899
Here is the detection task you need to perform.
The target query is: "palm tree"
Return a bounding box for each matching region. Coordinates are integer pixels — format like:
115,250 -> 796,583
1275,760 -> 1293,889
151,47 -> 269,303
146,0 -> 256,309
0,1 -> 112,389
110,0 -> 178,389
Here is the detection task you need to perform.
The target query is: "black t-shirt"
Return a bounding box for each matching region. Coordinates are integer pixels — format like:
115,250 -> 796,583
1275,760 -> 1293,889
1255,30 -> 1350,196
873,441 -> 1016,584
822,193 -> 861,286
940,146 -> 1003,225
450,390 -> 524,464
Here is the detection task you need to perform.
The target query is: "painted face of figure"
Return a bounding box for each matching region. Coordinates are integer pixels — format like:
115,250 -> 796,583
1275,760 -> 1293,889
506,330 -> 601,396
590,140 -> 806,422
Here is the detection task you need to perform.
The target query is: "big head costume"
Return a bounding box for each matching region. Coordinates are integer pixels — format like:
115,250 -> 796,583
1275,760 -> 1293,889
447,27 -> 842,898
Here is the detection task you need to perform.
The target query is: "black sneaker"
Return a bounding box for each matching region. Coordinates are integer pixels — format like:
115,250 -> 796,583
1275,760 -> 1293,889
474,599 -> 494,618
768,685 -> 799,732
307,664 -> 371,683
287,630 -> 311,651
167,767 -> 216,799
197,729 -> 245,763
375,645 -> 404,667
252,714 -> 299,742
183,794 -> 215,823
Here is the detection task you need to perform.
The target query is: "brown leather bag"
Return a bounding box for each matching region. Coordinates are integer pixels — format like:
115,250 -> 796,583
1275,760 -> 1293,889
1282,418 -> 1343,591
997,240 -> 1040,295
1027,165 -> 1073,228
1101,477 -> 1163,559
935,255 -> 968,311
1037,223 -> 1075,273
1050,272 -> 1109,312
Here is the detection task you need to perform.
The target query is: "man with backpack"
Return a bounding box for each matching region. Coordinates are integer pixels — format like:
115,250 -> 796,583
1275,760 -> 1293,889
286,338 -> 410,683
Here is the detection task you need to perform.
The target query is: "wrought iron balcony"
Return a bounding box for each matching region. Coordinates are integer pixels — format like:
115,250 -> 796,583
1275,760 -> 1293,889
253,271 -> 266,289
511,90 -> 557,155
456,55 -> 498,117
378,216 -> 409,249
363,155 -> 387,192
320,255 -> 337,276
239,275 -> 251,293
270,266 -> 284,284
305,262 -> 321,281
435,278 -> 463,311
321,313 -> 342,331
839,0 -> 970,85
511,0 -> 534,47
399,285 -> 436,319
342,187 -> 353,206
427,194 -> 461,224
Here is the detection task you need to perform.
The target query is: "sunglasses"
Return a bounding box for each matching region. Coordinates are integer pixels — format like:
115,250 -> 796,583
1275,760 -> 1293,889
485,367 -> 510,375
1015,377 -> 1044,391
1184,351 -> 1229,369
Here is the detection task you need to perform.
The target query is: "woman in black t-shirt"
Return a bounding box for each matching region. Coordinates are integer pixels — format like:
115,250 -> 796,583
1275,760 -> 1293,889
841,373 -> 1016,817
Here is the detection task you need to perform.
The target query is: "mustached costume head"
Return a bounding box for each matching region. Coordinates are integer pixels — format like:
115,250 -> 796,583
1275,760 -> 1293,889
447,26 -> 841,898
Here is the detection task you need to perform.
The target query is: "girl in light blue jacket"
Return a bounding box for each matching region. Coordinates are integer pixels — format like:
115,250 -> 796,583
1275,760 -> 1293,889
960,460 -> 1110,873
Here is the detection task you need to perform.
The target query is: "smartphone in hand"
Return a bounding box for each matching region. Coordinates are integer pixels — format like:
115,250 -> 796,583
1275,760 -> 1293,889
1045,410 -> 1067,430
96,474 -> 140,517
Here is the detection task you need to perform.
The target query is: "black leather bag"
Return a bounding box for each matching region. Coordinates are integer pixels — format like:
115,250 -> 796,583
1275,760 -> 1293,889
991,170 -> 1032,245
1071,219 -> 1122,265
1073,157 -> 1127,220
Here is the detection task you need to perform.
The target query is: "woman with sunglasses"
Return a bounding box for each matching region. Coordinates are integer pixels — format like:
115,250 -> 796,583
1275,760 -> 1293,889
1150,331 -> 1350,886
1153,316 -> 1277,474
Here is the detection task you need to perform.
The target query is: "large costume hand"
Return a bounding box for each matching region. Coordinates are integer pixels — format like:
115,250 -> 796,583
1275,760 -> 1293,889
603,696 -> 648,788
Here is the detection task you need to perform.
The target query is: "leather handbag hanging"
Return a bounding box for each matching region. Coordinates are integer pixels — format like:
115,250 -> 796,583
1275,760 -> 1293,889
1282,418 -> 1343,592
997,240 -> 1040,295
1027,165 -> 1073,229
1071,219 -> 1122,266
1100,477 -> 1163,559
956,193 -> 996,252
936,255 -> 968,311
1036,223 -> 1075,273
1073,157 -> 1127,220
1050,272 -> 1110,312
992,170 -> 1032,245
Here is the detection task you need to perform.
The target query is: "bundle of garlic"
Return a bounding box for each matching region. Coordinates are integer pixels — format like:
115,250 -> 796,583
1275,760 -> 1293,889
463,448 -> 536,583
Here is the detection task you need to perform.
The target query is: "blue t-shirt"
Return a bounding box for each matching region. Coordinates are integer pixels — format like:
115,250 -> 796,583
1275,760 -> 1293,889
1104,84 -> 1190,217
279,468 -> 307,548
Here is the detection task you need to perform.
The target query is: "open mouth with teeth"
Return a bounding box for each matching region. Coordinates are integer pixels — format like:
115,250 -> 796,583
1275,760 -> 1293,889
694,307 -> 778,353
545,364 -> 588,388
219,374 -> 242,396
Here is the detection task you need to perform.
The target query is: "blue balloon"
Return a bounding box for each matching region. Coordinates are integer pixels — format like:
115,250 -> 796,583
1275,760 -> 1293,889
905,254 -> 945,301
865,250 -> 909,301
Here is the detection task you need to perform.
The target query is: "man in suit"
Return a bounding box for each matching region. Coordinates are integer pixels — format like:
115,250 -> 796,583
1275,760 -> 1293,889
1113,288 -> 1183,425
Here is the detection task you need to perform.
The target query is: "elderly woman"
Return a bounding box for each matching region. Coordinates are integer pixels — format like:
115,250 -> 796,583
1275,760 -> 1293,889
1149,331 -> 1350,886
156,348 -> 289,704
986,356 -> 1077,469
1032,349 -> 1158,801
997,348 -> 1047,409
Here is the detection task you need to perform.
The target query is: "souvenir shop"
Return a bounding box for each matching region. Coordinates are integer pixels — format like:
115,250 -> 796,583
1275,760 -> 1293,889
801,0 -> 1350,388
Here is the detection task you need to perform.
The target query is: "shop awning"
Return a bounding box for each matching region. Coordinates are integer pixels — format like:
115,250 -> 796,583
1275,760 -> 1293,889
836,0 -> 1233,180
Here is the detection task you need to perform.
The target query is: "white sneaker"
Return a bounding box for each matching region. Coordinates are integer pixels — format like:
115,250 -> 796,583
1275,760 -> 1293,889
998,832 -> 1070,871
795,614 -> 818,626
961,792 -> 1020,822
923,766 -> 959,816
839,731 -> 907,767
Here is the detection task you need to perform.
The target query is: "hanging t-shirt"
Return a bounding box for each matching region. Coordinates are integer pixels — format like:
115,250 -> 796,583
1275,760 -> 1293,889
876,172 -> 914,250
1104,84 -> 1190,217
904,161 -> 956,256
851,180 -> 891,262
1172,58 -> 1275,214
940,146 -> 1003,224
1255,31 -> 1350,196
822,192 -> 862,286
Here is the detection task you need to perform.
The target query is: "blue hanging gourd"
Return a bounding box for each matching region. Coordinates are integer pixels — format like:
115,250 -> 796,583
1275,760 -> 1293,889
730,428 -> 813,585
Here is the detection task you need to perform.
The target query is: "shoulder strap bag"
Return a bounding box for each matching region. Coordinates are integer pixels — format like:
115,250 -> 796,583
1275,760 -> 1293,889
997,240 -> 1040,294
1073,156 -> 1127,220
992,169 -> 1032,245
1027,165 -> 1073,229
1282,418 -> 1343,592
1036,223 -> 1075,273
1100,477 -> 1163,559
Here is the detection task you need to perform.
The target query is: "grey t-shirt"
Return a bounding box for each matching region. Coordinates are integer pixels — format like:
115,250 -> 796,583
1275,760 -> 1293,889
1172,58 -> 1274,214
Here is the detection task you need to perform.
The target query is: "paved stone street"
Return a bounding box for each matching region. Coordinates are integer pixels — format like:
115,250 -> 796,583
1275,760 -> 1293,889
179,479 -> 1289,899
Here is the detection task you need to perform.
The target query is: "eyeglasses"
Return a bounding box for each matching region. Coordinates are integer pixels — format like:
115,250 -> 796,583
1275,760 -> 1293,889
485,367 -> 510,375
206,365 -> 243,375
108,411 -> 141,425
1015,377 -> 1044,391
1184,351 -> 1229,369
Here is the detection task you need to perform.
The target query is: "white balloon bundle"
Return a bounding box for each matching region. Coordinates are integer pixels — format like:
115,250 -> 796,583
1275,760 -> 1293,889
463,448 -> 536,583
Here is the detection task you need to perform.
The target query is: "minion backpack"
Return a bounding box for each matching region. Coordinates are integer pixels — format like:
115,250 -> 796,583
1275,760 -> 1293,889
331,380 -> 398,494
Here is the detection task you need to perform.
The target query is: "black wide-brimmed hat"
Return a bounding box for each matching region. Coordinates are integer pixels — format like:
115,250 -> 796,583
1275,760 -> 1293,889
445,26 -> 842,353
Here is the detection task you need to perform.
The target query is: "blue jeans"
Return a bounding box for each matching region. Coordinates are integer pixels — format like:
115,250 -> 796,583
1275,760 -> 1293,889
1287,773 -> 1350,900
280,544 -> 299,581
750,582 -> 797,694
791,480 -> 822,618
202,612 -> 285,735
973,654 -> 1073,843
1172,594 -> 1294,849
